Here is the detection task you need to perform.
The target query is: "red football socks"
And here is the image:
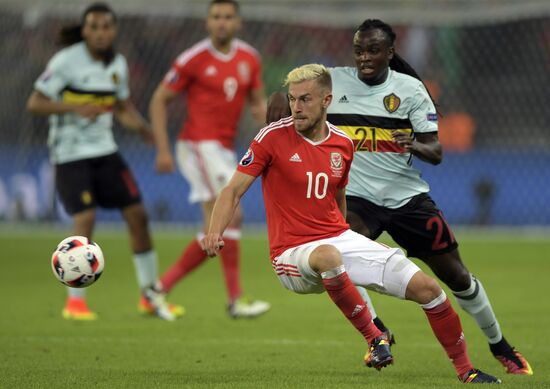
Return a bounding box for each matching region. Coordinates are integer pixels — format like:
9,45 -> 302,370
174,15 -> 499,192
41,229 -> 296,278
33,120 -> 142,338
158,237 -> 243,303
220,238 -> 242,303
160,239 -> 207,292
322,270 -> 382,343
424,298 -> 474,376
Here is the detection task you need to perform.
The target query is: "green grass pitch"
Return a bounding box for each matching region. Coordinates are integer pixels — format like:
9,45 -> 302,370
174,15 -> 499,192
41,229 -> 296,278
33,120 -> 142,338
1,229 -> 549,388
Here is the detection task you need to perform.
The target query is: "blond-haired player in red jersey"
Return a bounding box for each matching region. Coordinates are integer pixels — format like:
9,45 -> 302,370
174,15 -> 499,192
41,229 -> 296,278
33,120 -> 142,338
149,0 -> 269,318
202,64 -> 501,383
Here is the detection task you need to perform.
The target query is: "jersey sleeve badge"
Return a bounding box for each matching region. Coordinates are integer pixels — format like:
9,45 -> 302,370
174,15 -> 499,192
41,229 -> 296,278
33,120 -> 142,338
239,148 -> 254,166
38,70 -> 52,82
164,69 -> 179,85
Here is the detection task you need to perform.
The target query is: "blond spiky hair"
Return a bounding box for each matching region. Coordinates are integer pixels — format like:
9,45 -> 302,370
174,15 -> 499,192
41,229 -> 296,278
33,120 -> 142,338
284,63 -> 332,91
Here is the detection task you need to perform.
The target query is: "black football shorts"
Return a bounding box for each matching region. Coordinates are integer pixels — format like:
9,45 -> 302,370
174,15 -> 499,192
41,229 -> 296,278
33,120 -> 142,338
55,152 -> 142,215
346,193 -> 458,258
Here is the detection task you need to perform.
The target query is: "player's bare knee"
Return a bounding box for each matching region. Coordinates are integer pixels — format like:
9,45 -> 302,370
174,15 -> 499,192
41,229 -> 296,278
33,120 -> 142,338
405,271 -> 443,304
124,205 -> 152,251
431,261 -> 470,291
446,270 -> 471,291
309,244 -> 343,274
426,251 -> 471,291
136,208 -> 149,228
124,204 -> 150,231
128,203 -> 148,224
77,211 -> 95,225
73,209 -> 96,235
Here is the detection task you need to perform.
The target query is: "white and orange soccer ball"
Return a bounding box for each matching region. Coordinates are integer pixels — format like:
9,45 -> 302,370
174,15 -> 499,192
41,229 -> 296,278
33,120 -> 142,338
51,236 -> 105,288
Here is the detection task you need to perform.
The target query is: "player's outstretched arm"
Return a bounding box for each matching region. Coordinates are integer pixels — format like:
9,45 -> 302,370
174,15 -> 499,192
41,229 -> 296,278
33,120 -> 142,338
202,171 -> 256,257
266,91 -> 291,124
114,99 -> 153,143
149,84 -> 178,173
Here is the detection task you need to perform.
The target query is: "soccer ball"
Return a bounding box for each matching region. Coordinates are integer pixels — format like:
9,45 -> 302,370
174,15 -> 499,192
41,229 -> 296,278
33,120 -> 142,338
51,236 -> 105,288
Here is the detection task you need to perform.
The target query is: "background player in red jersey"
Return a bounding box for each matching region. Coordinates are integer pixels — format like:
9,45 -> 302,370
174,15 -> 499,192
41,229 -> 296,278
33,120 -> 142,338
149,0 -> 269,318
202,64 -> 501,383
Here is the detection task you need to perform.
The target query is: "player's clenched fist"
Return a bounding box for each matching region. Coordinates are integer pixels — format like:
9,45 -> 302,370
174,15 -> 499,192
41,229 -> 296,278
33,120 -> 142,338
201,233 -> 225,257
392,130 -> 414,152
155,151 -> 175,173
74,104 -> 107,120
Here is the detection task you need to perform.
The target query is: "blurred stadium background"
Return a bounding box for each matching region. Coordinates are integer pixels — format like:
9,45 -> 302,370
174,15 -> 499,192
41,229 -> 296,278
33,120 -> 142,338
2,2 -> 550,388
1,0 -> 549,227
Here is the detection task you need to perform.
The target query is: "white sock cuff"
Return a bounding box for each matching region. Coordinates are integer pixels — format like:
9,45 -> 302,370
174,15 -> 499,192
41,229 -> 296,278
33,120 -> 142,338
421,291 -> 447,310
67,286 -> 86,298
357,286 -> 378,319
452,274 -> 478,298
223,228 -> 241,240
133,250 -> 159,289
321,265 -> 346,279
196,230 -> 241,241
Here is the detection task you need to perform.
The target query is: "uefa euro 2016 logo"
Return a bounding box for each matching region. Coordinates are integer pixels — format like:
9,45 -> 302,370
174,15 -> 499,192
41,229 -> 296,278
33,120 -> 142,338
240,148 -> 254,166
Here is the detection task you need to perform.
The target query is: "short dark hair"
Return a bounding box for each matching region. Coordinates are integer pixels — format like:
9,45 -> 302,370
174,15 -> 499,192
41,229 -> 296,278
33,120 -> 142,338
209,0 -> 240,14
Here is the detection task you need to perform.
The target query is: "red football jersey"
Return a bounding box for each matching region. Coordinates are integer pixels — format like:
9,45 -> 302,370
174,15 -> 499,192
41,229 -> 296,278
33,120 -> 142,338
237,117 -> 354,259
163,38 -> 263,149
